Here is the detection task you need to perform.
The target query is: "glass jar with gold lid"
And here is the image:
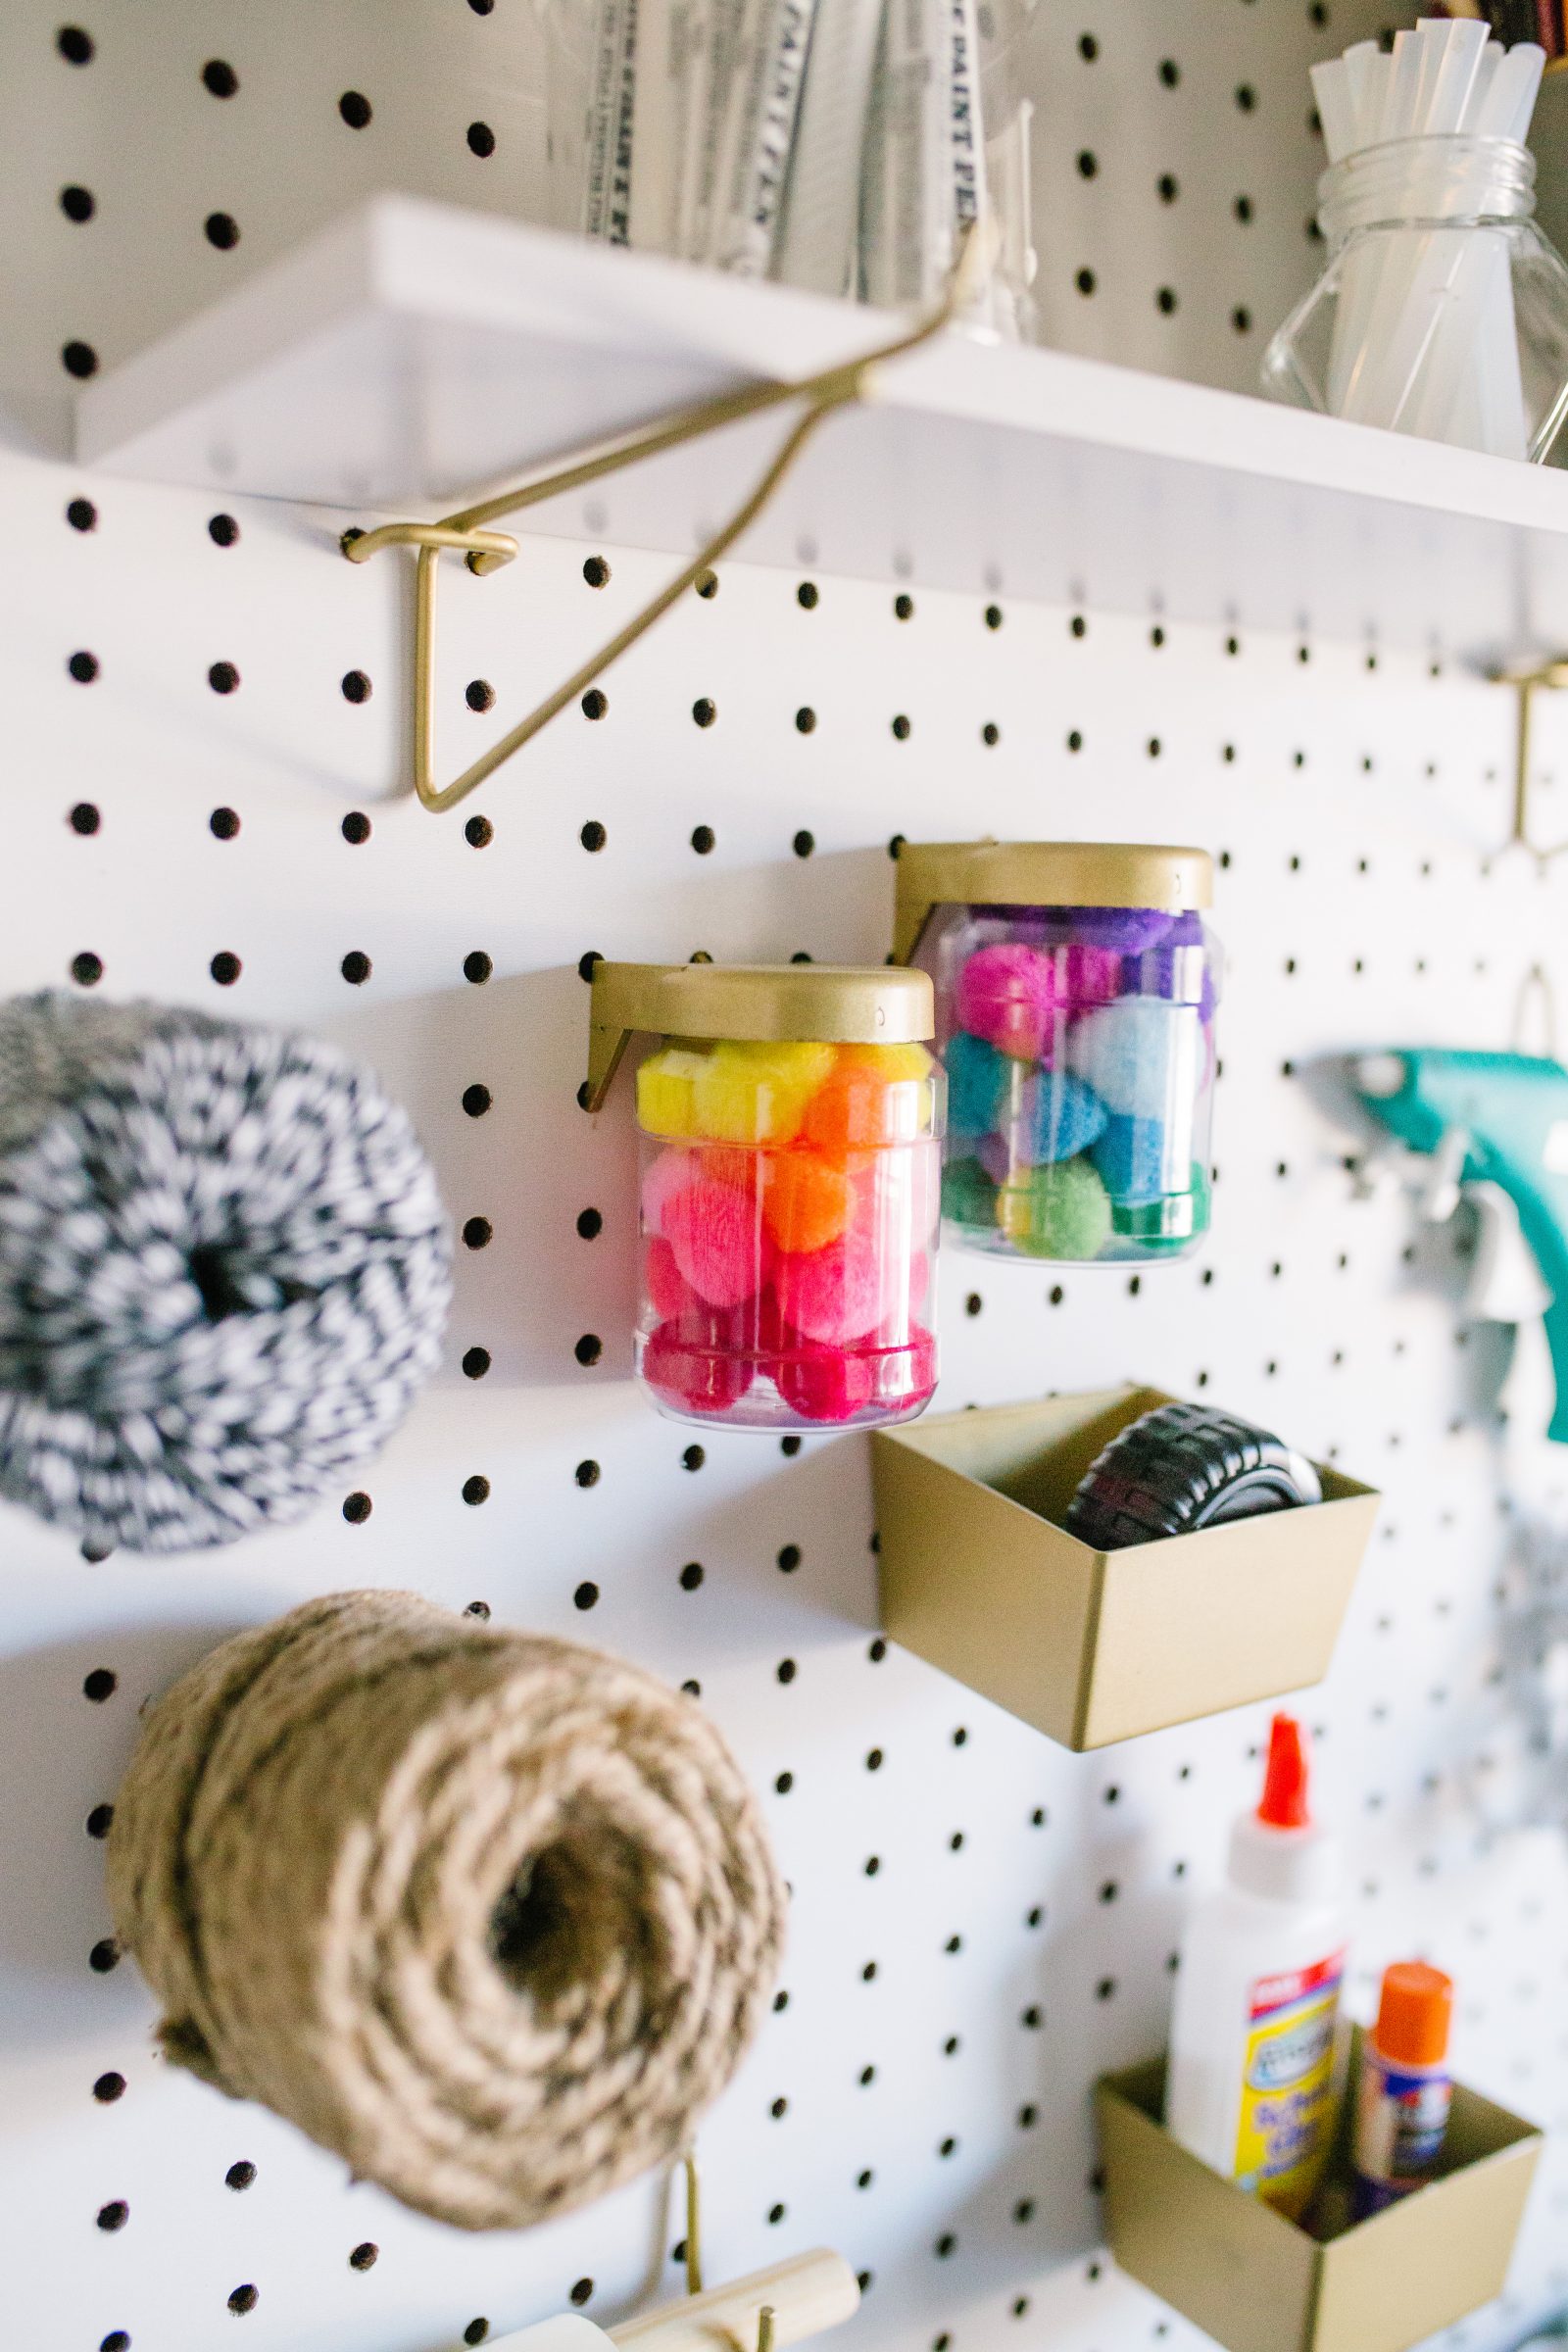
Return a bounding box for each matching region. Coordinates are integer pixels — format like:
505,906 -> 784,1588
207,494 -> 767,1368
586,961 -> 943,1430
894,842 -> 1218,1263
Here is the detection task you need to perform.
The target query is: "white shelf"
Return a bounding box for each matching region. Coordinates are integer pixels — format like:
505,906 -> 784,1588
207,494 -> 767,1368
77,192 -> 1568,658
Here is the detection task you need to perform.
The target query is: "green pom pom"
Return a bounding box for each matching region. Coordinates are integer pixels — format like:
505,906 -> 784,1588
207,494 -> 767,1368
1111,1162 -> 1212,1252
997,1154 -> 1111,1260
942,1155 -> 999,1229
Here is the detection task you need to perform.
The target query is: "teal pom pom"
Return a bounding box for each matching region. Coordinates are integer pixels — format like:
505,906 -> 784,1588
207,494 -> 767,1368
946,1031 -> 1006,1139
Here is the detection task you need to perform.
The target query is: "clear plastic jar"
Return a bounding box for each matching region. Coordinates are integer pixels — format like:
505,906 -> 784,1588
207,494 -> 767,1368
586,963 -> 942,1431
1262,135 -> 1568,462
895,843 -> 1217,1264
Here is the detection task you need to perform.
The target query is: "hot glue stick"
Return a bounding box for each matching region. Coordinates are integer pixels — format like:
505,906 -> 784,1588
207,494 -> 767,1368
1352,1961 -> 1454,2218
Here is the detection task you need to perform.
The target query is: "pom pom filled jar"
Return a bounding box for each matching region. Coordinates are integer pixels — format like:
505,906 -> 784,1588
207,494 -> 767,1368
586,962 -> 942,1431
895,842 -> 1217,1262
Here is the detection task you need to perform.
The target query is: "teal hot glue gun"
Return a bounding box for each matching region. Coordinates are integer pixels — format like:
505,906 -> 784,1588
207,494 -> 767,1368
1352,1050 -> 1568,1443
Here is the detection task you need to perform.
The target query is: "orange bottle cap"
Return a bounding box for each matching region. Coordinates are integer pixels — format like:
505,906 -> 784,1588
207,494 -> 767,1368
1256,1712 -> 1312,1831
1374,1961 -> 1453,2068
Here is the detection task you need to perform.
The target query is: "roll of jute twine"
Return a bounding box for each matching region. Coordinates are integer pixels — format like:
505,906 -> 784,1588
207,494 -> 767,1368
106,1590 -> 787,2230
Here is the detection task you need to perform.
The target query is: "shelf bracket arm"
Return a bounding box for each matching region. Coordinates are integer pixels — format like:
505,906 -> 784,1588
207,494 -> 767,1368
341,231 -> 986,815
1496,656 -> 1568,864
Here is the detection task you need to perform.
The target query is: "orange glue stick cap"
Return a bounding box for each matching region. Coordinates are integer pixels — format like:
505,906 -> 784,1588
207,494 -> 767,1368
1256,1711 -> 1312,1831
1374,1961 -> 1452,2068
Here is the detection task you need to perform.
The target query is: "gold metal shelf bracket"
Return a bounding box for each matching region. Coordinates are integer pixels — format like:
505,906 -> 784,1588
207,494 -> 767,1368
342,232 -> 985,814
1496,656 -> 1568,863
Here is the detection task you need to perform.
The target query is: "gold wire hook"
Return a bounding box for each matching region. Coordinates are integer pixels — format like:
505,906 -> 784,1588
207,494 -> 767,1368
343,223 -> 994,814
681,2148 -> 703,2300
757,2306 -> 776,2352
1494,657 -> 1568,864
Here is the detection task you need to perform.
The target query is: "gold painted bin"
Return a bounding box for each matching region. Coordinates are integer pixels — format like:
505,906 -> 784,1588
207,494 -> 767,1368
871,1384 -> 1379,1751
1097,2038 -> 1542,2352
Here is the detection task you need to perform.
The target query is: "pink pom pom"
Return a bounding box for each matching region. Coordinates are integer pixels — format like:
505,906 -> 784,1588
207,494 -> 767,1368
664,1177 -> 766,1309
956,943 -> 1060,1062
642,1319 -> 756,1415
645,1235 -> 692,1323
774,1225 -> 904,1344
956,941 -> 1123,1061
642,1147 -> 700,1235
772,1345 -> 878,1423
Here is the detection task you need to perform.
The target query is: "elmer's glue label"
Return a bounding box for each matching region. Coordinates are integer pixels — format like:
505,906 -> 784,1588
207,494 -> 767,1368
1235,1949 -> 1347,2208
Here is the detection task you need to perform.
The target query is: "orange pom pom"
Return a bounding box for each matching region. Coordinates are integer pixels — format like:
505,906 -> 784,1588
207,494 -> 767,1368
760,1149 -> 856,1253
801,1043 -> 935,1153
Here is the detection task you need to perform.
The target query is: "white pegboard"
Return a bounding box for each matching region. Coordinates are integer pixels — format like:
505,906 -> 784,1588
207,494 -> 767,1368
4,9 -> 1568,2352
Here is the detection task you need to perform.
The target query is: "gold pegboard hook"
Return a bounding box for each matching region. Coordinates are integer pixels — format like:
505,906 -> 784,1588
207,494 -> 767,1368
342,222 -> 996,815
1495,656 -> 1568,863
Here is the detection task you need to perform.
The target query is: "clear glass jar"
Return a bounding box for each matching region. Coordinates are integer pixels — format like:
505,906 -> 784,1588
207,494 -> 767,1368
1262,135 -> 1568,463
587,964 -> 943,1431
895,844 -> 1218,1264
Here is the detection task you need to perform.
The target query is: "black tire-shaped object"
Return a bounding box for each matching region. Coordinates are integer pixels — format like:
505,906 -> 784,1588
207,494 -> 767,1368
1064,1401 -> 1322,1551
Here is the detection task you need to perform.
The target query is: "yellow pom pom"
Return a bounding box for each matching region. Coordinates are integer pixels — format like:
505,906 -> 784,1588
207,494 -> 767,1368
690,1040 -> 837,1144
636,1047 -> 711,1139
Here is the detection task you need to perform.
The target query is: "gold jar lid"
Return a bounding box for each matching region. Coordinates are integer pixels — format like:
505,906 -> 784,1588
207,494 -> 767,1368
893,841 -> 1213,960
586,960 -> 934,1110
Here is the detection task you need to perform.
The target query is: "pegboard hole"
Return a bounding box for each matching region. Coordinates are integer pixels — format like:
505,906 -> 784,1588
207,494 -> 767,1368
208,661 -> 240,694
582,689 -> 609,720
1158,172 -> 1179,202
349,2243 -> 378,2272
797,580 -> 818,609
228,2287 -> 259,2316
463,1475 -> 492,1505
97,2201 -> 128,2232
89,1938 -> 120,1974
777,1773 -> 795,1795
570,2281 -> 594,2308
795,709 -> 816,735
695,569 -> 718,598
574,1334 -> 602,1366
66,496 -> 97,531
71,952 -> 103,988
61,183 -> 95,220
461,1347 -> 491,1381
692,699 -> 716,728
580,820 -> 607,851
465,1601 -> 491,1620
777,1658 -> 797,1685
464,2327 -> 490,2347
777,1544 -> 802,1573
467,121 -> 496,157
342,1492 -> 372,1524
58,25 -> 94,64
68,650 -> 99,683
894,592 -> 915,620
462,1216 -> 493,1250
68,801 -> 101,837
205,213 -> 240,250
1158,57 -> 1180,86
463,1083 -> 492,1117
86,1803 -> 114,1840
679,1562 -> 704,1592
62,340 -> 99,378
793,829 -> 815,857
93,2071 -> 126,2103
466,679 -> 495,712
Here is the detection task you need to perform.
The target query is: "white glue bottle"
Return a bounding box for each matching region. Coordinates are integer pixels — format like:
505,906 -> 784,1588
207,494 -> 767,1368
1166,1712 -> 1347,2220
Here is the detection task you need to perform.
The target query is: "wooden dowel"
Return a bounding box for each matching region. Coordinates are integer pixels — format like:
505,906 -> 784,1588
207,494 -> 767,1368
608,2250 -> 859,2352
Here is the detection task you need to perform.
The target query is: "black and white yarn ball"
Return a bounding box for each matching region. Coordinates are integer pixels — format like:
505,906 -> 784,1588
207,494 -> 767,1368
0,994 -> 452,1554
